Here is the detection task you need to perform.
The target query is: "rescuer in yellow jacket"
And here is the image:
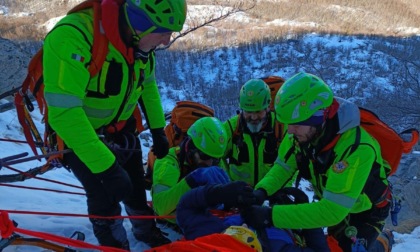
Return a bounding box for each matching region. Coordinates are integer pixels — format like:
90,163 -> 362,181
43,0 -> 187,249
241,72 -> 393,252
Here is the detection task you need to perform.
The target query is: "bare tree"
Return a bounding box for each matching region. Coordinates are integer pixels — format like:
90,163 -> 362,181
370,38 -> 420,128
158,0 -> 255,50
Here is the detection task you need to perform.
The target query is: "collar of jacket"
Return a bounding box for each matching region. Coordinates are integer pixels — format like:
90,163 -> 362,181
101,0 -> 135,64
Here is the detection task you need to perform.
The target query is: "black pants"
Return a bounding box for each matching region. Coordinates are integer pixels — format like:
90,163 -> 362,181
64,135 -> 149,216
328,203 -> 391,252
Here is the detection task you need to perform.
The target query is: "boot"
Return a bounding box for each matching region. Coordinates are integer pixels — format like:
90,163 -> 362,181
134,225 -> 171,248
125,205 -> 171,248
90,218 -> 130,250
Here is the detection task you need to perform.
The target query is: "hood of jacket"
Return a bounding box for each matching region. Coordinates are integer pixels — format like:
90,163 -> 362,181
335,97 -> 360,134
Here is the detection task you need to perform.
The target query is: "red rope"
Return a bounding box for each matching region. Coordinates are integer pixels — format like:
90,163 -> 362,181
0,183 -> 85,196
1,144 -> 175,251
0,209 -> 175,219
4,165 -> 84,189
0,161 -> 175,251
0,211 -> 127,252
0,211 -> 14,238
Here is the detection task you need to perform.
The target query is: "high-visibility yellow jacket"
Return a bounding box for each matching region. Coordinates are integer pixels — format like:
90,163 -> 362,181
221,112 -> 286,187
43,0 -> 165,173
256,98 -> 390,229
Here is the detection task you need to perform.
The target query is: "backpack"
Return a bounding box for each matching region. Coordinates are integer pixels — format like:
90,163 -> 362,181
145,101 -> 215,188
261,75 -> 285,111
13,0 -> 144,165
359,107 -> 419,176
164,100 -> 215,147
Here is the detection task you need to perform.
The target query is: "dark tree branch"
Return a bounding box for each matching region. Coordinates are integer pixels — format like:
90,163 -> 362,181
157,1 -> 255,51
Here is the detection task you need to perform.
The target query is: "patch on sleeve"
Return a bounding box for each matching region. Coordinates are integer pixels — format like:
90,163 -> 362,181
333,160 -> 348,173
71,53 -> 85,62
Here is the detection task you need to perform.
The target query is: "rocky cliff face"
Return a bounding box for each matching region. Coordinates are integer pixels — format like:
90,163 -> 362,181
0,38 -> 32,99
387,154 -> 420,233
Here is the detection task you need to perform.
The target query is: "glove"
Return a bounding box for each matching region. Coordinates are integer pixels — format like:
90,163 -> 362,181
253,188 -> 268,205
185,166 -> 230,188
95,161 -> 133,202
241,205 -> 273,229
150,128 -> 169,159
206,181 -> 256,207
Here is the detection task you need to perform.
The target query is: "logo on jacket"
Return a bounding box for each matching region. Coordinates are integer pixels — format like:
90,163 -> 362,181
333,160 -> 348,173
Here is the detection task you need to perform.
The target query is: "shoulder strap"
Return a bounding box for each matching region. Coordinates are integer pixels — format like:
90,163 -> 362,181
14,49 -> 45,157
226,117 -> 237,136
89,1 -> 109,76
68,0 -> 109,77
67,0 -> 99,12
14,0 -> 109,159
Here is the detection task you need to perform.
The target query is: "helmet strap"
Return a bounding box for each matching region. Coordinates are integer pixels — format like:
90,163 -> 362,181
133,26 -> 158,41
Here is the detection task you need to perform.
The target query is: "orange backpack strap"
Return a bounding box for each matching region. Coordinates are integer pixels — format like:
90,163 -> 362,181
67,0 -> 98,12
17,49 -> 44,111
68,0 -> 109,76
273,117 -> 286,144
88,0 -> 109,76
261,76 -> 286,142
230,114 -> 243,145
14,49 -> 45,157
14,0 -> 108,160
14,103 -> 42,157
